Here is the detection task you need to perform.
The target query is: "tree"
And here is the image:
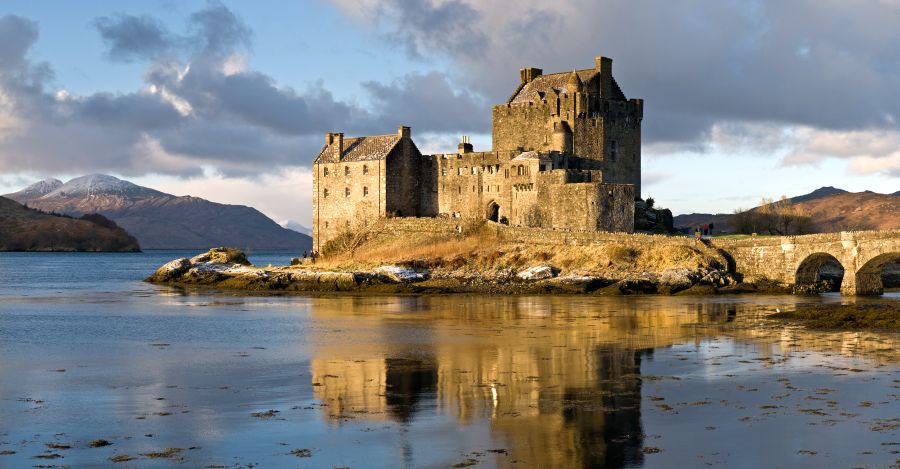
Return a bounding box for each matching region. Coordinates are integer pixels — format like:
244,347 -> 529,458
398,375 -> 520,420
733,196 -> 815,235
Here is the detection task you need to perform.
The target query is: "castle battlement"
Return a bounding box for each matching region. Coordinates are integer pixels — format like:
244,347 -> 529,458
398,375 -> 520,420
311,56 -> 643,251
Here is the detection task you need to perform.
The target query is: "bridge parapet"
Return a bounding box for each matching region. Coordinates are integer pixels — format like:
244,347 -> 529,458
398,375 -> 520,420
711,230 -> 900,296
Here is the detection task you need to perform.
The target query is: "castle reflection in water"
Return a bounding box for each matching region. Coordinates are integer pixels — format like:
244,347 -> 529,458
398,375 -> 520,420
301,296 -> 898,468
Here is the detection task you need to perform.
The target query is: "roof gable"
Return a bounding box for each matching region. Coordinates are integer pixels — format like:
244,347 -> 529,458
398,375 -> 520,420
314,134 -> 401,164
509,69 -> 626,104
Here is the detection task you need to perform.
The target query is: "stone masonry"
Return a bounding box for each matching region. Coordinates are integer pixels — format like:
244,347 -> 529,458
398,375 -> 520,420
312,56 -> 643,251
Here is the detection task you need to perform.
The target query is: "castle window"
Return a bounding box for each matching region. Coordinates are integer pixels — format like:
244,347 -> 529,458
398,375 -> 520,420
442,167 -> 447,176
458,168 -> 463,176
458,186 -> 462,194
363,165 -> 369,175
325,221 -> 329,228
323,167 -> 329,176
471,167 -> 477,175
344,187 -> 350,197
323,188 -> 329,198
363,186 -> 369,197
344,166 -> 350,176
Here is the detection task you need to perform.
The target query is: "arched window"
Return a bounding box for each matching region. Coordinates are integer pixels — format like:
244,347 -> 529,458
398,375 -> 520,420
323,167 -> 329,176
344,187 -> 350,197
344,166 -> 350,175
363,165 -> 369,175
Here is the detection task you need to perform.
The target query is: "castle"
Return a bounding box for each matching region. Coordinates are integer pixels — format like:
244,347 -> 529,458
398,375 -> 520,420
312,56 -> 643,251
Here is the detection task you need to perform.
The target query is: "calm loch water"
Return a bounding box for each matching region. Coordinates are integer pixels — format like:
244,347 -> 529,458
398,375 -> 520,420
0,252 -> 899,468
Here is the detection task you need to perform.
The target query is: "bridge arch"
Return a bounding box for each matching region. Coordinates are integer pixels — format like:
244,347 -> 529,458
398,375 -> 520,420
846,251 -> 900,296
795,252 -> 845,292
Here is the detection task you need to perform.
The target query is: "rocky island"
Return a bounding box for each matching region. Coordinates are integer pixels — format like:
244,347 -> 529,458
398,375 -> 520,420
147,223 -> 751,295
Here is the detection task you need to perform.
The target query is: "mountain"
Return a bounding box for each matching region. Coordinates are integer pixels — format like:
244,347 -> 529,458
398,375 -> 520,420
0,196 -> 140,252
674,187 -> 900,233
282,220 -> 312,236
788,186 -> 848,203
6,175 -> 312,250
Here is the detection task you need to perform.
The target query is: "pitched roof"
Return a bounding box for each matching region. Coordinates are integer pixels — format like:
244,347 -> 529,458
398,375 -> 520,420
512,150 -> 553,162
314,134 -> 401,164
509,69 -> 626,104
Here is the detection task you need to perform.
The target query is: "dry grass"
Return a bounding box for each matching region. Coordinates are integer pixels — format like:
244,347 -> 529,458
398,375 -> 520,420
314,226 -> 721,276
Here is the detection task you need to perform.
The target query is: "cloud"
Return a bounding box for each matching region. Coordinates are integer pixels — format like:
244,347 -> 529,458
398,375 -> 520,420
94,14 -> 176,62
331,0 -> 900,153
0,2 -> 495,179
363,71 -> 489,133
332,0 -> 486,60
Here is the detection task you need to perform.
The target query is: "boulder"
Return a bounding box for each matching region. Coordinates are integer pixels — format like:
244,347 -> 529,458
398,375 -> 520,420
193,247 -> 250,266
596,278 -> 657,295
147,257 -> 191,282
517,265 -> 559,281
660,268 -> 699,291
374,265 -> 430,282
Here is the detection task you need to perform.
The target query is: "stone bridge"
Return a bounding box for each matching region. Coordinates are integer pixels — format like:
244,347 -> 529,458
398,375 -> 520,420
710,230 -> 900,295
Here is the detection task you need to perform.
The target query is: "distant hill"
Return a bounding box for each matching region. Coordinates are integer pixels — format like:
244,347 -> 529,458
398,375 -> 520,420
283,220 -> 312,236
674,187 -> 900,233
0,196 -> 140,252
6,175 -> 312,250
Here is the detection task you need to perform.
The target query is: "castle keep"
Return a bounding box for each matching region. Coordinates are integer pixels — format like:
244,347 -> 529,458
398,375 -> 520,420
312,56 -> 644,251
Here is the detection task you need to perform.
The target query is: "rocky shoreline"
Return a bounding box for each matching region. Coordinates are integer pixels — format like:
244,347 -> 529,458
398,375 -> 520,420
146,247 -> 798,295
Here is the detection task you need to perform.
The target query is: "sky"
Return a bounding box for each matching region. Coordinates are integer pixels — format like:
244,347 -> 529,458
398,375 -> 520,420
0,0 -> 898,227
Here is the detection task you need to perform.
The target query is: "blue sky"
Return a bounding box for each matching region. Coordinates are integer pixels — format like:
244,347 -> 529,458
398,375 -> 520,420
0,0 -> 897,226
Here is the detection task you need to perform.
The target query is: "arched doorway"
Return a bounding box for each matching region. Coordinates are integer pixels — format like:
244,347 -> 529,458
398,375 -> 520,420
795,252 -> 845,292
848,252 -> 900,296
486,201 -> 500,222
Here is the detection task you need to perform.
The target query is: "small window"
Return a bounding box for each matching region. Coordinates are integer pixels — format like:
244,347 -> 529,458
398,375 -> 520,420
323,167 -> 329,176
323,188 -> 329,198
471,167 -> 477,175
325,221 -> 329,228
442,167 -> 447,176
540,164 -> 546,171
363,186 -> 369,197
344,187 -> 350,197
457,168 -> 463,176
344,166 -> 350,176
363,165 -> 368,175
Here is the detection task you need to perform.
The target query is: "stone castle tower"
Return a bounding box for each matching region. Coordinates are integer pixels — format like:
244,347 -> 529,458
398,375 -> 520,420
312,55 -> 643,251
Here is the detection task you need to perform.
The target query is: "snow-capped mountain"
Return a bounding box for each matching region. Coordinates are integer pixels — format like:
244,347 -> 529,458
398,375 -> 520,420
42,174 -> 165,199
9,178 -> 63,200
5,175 -> 311,250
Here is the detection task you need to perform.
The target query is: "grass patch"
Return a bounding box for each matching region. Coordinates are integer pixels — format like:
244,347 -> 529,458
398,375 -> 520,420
770,304 -> 900,330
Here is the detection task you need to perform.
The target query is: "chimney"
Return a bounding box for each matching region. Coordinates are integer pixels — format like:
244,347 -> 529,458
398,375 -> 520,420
519,67 -> 543,84
458,135 -> 473,154
398,126 -> 411,139
326,132 -> 334,145
594,56 -> 613,97
333,132 -> 344,160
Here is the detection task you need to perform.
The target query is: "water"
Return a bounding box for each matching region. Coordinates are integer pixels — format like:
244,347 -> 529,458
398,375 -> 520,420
0,252 -> 899,468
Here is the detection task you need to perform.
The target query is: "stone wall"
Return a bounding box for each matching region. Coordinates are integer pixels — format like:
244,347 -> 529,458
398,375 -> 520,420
385,137 -> 423,217
313,159 -> 386,251
710,230 -> 900,295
